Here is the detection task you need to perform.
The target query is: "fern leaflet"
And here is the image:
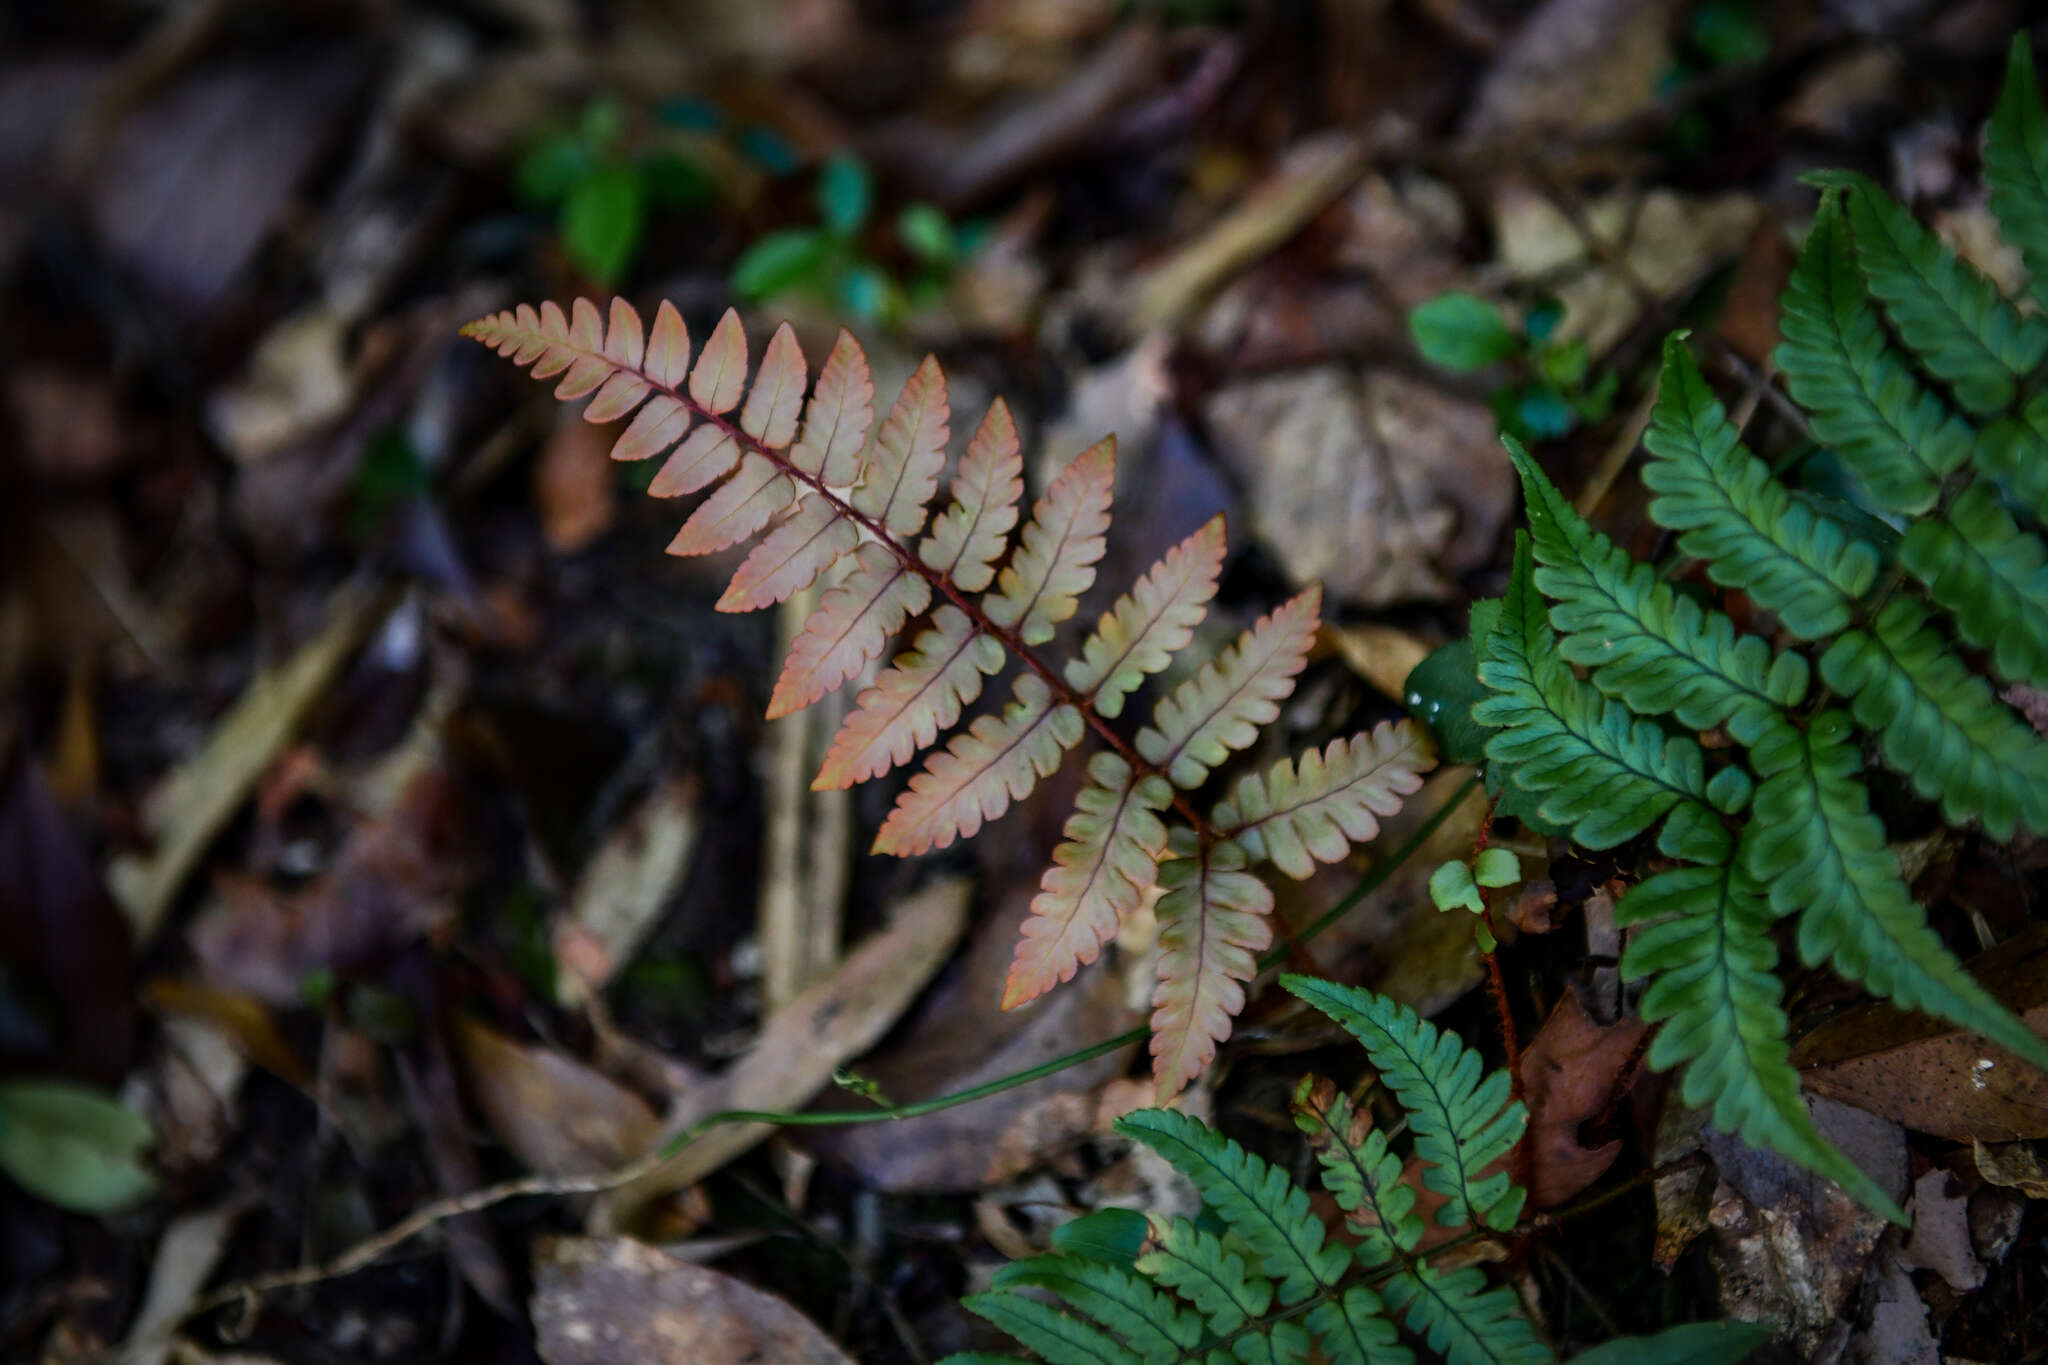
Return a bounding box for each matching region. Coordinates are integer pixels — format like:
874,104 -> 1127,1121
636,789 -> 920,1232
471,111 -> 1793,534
1741,713 -> 2048,1072
1899,483 -> 2048,689
1617,861 -> 1903,1220
1506,438 -> 1805,744
1149,833 -> 1275,1100
1214,722 -> 1437,880
1381,1262 -> 1550,1365
1987,33 -> 2048,311
1641,337 -> 1879,640
1136,589 -> 1322,791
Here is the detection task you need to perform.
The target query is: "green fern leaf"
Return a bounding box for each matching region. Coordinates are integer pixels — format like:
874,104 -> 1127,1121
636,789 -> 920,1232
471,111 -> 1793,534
1280,976 -> 1527,1232
1382,1262 -> 1552,1365
1291,1076 -> 1421,1266
1820,598 -> 2048,840
1773,193 -> 1974,515
1618,861 -> 1904,1221
989,1255 -> 1204,1364
1742,713 -> 2048,1072
1642,338 -> 1879,639
1816,170 -> 2048,414
1305,1288 -> 1412,1365
1506,438 -> 1805,744
1472,536 -> 1750,860
934,1355 -> 1031,1364
1114,1108 -> 1348,1304
1900,483 -> 2048,688
1134,1216 -> 1275,1335
1985,34 -> 2048,311
959,1290 -> 1143,1365
1982,397 -> 2048,525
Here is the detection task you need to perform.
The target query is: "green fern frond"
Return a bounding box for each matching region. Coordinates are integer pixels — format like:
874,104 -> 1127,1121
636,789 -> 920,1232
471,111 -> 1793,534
1291,1076 -> 1421,1266
1900,483 -> 2048,688
1135,1216 -> 1281,1336
1304,1288 -> 1411,1365
1281,975 -> 1527,1232
1742,714 -> 2048,1072
1641,338 -> 1879,640
1115,1108 -> 1350,1304
1773,193 -> 1974,515
1982,398 -> 2048,525
987,1255 -> 1204,1364
1382,1262 -> 1552,1365
1984,33 -> 2048,311
1618,861 -> 1904,1221
1820,598 -> 2048,840
1815,170 -> 2048,415
1472,536 -> 1750,861
1506,438 -> 1805,744
958,1290 -> 1144,1365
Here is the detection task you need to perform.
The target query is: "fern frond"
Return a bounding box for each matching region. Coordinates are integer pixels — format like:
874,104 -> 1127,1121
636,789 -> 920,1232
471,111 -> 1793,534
1742,714 -> 2048,1072
1292,1076 -> 1421,1266
1116,1107 -> 1350,1303
1135,1215 -> 1276,1335
986,1254 -> 1205,1364
1136,588 -> 1322,790
767,543 -> 932,718
1281,976 -> 1527,1232
851,353 -> 950,536
1215,723 -> 1437,880
1900,484 -> 2048,688
1305,1288 -> 1410,1365
1149,834 -> 1275,1099
1005,752 -> 1174,1009
719,498 -> 858,612
1772,194 -> 1973,515
1617,862 -> 1903,1220
1819,598 -> 2048,839
1818,170 -> 2048,415
1507,439 -> 1805,743
1472,537 -> 1748,860
871,673 -> 1084,856
1641,338 -> 1879,639
814,605 -> 1005,789
986,440 -> 1116,646
1066,518 -> 1227,719
1987,34 -> 2048,311
1381,1262 -> 1551,1365
920,398 -> 1025,593
958,1289 -> 1144,1365
1982,398 -> 2048,526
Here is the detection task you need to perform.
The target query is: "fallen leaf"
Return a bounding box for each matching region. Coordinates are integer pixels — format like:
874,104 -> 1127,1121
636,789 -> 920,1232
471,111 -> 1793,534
1780,47 -> 1904,137
6,369 -> 127,478
0,1077 -> 157,1214
592,877 -> 972,1228
455,1017 -> 661,1177
396,1017 -> 514,1313
1520,988 -> 1645,1207
535,414 -> 617,554
205,306 -> 355,464
1329,623 -> 1434,705
107,583 -> 390,944
532,1237 -> 854,1365
1463,0 -> 1683,144
1796,927 -> 2048,1140
115,1196 -> 250,1365
1900,1168 -> 1983,1291
141,979 -> 309,1091
1973,1139 -> 2048,1199
1203,367 -> 1511,606
1847,1249 -> 1939,1365
553,776 -> 701,1005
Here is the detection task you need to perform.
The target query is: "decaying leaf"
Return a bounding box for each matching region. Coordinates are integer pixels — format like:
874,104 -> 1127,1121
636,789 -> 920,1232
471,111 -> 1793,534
1519,988 -> 1644,1208
455,1016 -> 662,1177
552,775 -> 701,1004
532,1237 -> 853,1365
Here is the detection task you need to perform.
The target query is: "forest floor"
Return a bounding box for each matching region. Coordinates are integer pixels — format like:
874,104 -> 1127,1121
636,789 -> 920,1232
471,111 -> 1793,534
2,1 -> 2045,1362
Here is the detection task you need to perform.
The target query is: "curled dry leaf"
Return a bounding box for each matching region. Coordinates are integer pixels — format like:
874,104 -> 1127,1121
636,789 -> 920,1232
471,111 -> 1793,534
1519,987 -> 1644,1208
455,1017 -> 660,1178
532,1237 -> 853,1365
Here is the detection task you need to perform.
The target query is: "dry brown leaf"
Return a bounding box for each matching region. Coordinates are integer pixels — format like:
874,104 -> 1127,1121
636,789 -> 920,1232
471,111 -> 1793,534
1519,989 -> 1644,1208
454,1017 -> 661,1177
535,415 -> 618,554
108,583 -> 390,943
592,877 -> 972,1228
205,306 -> 354,464
1900,1168 -> 1983,1291
1328,623 -> 1433,704
1973,1139 -> 2048,1199
1462,0 -> 1683,144
532,1237 -> 853,1365
1796,927 -> 2048,1140
1203,368 -> 1510,607
141,979 -> 310,1091
552,775 -> 701,1005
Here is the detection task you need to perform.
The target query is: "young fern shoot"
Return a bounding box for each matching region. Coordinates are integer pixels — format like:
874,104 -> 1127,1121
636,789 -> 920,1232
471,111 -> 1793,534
463,300 -> 1436,1096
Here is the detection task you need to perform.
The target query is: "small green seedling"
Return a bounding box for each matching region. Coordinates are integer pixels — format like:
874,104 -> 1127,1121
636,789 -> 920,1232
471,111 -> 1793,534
1429,848 -> 1523,952
516,99 -> 719,288
1409,292 -> 1618,444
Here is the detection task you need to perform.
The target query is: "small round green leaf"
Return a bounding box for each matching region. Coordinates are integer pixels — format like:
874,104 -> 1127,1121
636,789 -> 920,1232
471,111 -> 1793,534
1430,859 -> 1483,914
897,202 -> 956,265
1473,847 -> 1522,889
731,228 -> 832,301
0,1079 -> 157,1214
817,153 -> 872,236
1405,636 -> 1491,765
562,164 -> 645,288
1410,292 -> 1518,372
